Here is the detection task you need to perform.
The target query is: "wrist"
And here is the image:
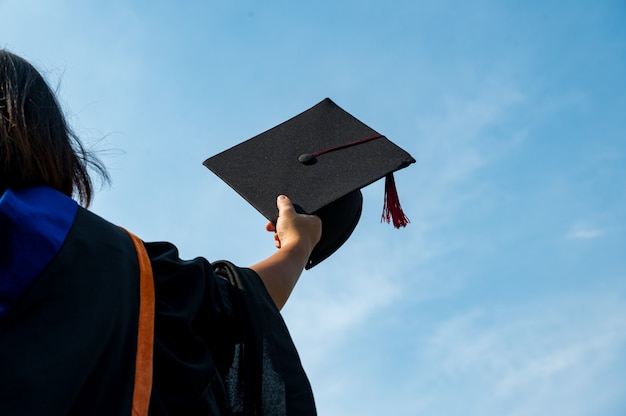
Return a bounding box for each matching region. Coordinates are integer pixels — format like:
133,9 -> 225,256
280,238 -> 315,263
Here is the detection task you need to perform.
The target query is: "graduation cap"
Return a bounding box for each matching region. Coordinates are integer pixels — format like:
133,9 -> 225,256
203,98 -> 415,269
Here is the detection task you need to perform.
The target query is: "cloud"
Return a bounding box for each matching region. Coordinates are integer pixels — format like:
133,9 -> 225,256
406,291 -> 626,416
283,243 -> 402,366
564,223 -> 605,240
298,288 -> 626,416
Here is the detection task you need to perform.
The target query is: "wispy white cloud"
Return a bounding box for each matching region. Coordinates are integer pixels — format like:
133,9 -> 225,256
301,289 -> 626,416
410,76 -> 526,225
564,223 -> 605,240
406,291 -> 626,416
285,245 -> 402,366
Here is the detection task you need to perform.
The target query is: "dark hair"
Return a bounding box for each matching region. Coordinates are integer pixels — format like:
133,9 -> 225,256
0,50 -> 108,206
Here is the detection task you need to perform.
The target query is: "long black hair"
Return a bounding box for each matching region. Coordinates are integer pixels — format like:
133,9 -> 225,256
0,50 -> 109,206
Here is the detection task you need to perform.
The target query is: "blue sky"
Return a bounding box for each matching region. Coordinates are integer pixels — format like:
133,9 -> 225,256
2,1 -> 625,414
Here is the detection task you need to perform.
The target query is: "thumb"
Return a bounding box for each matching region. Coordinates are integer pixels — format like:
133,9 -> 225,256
276,194 -> 296,218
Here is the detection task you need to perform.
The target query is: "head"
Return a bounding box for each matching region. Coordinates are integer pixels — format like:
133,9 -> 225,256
0,50 -> 107,206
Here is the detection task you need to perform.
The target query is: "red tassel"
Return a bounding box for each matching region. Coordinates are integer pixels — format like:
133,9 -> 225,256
381,173 -> 410,228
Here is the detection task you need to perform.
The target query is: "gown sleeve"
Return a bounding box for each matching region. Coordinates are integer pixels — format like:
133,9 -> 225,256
145,242 -> 316,416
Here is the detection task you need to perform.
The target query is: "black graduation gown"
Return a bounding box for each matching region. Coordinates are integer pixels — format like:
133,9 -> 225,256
0,187 -> 316,415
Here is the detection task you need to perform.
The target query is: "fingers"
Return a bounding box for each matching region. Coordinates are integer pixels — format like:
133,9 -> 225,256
268,194 -> 320,251
274,233 -> 281,248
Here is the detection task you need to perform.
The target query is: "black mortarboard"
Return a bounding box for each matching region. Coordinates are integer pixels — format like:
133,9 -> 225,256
203,98 -> 415,269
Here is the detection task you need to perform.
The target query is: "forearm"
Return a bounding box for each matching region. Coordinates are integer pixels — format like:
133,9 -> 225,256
250,242 -> 312,311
